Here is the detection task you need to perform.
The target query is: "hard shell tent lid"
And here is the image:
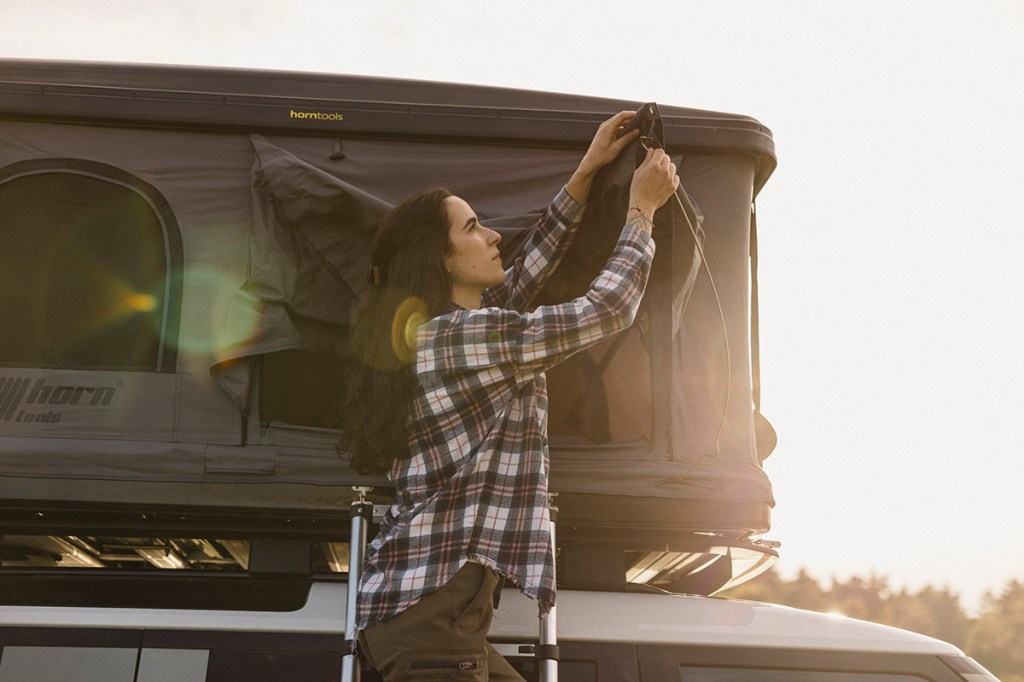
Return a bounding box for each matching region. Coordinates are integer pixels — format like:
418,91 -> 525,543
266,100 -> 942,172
0,60 -> 776,536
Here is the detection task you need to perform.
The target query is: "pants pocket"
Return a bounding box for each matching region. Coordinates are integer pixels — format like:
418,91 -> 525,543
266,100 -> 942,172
402,650 -> 487,680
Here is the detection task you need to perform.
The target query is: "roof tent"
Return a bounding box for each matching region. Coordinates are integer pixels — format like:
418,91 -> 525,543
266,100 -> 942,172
0,60 -> 778,594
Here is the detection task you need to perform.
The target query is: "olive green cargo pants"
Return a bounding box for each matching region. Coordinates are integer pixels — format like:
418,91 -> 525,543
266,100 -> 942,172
359,562 -> 526,681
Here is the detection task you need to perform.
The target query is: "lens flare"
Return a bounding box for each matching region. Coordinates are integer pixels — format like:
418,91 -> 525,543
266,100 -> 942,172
391,296 -> 428,364
126,293 -> 158,312
170,266 -> 259,358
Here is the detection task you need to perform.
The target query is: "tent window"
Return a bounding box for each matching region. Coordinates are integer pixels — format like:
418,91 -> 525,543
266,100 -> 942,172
259,350 -> 345,429
0,160 -> 181,372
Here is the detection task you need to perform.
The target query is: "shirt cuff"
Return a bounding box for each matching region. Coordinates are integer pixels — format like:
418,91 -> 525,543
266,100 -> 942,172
621,221 -> 657,261
554,185 -> 585,224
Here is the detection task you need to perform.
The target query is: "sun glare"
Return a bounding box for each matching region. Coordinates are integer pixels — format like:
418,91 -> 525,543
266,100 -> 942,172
126,293 -> 158,312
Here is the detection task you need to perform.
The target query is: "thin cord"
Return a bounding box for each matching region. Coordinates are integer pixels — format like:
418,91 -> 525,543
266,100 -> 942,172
640,139 -> 733,461
656,180 -> 732,485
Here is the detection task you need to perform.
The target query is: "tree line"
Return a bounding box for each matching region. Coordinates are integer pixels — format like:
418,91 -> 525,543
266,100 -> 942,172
719,568 -> 1023,681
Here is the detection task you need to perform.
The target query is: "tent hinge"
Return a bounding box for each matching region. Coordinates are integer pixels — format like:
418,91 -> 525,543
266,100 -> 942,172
330,138 -> 346,161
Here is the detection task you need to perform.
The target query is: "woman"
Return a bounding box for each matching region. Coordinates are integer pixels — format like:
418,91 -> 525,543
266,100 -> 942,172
340,111 -> 679,680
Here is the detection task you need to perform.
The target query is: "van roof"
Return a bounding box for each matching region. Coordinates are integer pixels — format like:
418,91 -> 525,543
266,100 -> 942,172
2,583 -> 961,656
493,589 -> 962,655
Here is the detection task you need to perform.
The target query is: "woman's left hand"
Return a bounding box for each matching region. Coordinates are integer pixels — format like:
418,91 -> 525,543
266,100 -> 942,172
565,110 -> 640,205
576,110 -> 641,177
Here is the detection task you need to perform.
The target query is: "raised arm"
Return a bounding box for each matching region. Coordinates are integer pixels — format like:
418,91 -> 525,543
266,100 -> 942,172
481,111 -> 642,312
424,221 -> 655,381
426,148 -> 678,378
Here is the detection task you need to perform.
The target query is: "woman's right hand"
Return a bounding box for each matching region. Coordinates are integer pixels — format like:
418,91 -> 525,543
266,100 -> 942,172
628,148 -> 679,229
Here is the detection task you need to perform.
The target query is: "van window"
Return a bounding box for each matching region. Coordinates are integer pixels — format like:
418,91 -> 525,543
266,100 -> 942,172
679,668 -> 928,681
0,159 -> 181,372
0,646 -> 138,682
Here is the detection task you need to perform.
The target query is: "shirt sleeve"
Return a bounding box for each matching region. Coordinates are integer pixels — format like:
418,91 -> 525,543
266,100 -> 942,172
479,186 -> 585,313
418,222 -> 655,380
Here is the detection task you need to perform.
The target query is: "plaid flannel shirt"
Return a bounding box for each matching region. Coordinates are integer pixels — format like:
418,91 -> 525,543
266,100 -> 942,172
356,187 -> 656,630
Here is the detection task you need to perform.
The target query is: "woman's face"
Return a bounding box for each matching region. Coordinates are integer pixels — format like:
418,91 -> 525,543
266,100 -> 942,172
443,195 -> 505,293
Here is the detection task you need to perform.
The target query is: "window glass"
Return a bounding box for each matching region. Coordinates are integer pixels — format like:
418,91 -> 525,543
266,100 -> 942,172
0,647 -> 137,682
259,350 -> 346,429
0,535 -> 251,573
680,668 -> 928,682
0,161 -> 180,372
205,650 -> 339,682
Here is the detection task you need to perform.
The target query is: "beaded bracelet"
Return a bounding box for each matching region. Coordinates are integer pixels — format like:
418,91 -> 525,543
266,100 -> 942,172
627,206 -> 654,229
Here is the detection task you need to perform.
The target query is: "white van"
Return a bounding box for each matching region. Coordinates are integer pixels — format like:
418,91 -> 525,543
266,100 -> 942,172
0,580 -> 998,681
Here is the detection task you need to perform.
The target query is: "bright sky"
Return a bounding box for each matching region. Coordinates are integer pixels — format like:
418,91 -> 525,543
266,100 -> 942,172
3,0 -> 1023,612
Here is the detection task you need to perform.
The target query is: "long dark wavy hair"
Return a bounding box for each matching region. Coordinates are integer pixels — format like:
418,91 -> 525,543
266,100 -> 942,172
339,188 -> 455,475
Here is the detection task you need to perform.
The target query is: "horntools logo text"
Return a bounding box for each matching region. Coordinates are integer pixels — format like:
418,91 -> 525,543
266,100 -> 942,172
289,109 -> 344,122
0,377 -> 117,424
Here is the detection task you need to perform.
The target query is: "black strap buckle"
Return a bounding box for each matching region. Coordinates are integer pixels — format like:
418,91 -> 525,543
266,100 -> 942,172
518,644 -> 560,662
